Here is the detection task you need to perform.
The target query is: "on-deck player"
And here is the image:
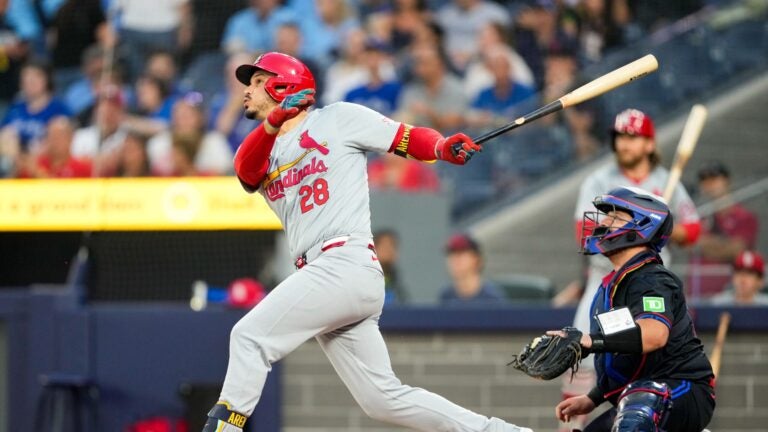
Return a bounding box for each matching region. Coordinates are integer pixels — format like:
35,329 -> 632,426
562,108 -> 702,429
202,52 -> 533,432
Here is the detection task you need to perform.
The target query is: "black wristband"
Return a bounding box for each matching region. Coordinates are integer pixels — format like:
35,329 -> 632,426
589,324 -> 643,354
587,386 -> 605,406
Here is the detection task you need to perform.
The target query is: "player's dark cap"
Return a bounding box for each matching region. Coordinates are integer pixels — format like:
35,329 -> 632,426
697,161 -> 730,180
445,233 -> 480,254
734,250 -> 765,277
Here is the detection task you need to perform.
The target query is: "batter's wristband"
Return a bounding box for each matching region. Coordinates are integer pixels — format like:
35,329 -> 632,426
393,124 -> 412,158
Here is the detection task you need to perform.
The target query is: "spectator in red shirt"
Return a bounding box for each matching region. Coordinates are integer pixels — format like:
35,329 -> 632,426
19,116 -> 92,178
367,152 -> 440,193
688,161 -> 759,299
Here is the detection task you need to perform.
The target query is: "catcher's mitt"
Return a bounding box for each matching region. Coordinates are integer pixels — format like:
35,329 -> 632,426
508,327 -> 586,381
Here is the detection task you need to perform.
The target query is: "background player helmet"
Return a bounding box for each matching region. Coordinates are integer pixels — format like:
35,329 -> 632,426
581,186 -> 673,256
235,52 -> 316,103
610,108 -> 655,150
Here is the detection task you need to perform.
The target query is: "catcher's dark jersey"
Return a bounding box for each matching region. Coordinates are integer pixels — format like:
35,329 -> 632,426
590,250 -> 713,404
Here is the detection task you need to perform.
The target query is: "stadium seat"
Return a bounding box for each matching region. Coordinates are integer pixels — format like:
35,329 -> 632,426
179,51 -> 228,101
713,19 -> 768,73
492,273 -> 555,304
653,28 -> 727,101
438,147 -> 496,218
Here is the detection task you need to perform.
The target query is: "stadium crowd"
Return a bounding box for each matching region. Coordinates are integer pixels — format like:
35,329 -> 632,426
0,0 -> 705,183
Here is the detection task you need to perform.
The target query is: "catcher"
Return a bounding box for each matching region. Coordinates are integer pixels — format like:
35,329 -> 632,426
510,187 -> 715,432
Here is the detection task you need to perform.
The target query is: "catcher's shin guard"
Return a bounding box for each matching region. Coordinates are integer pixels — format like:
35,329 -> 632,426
611,380 -> 672,432
202,402 -> 248,432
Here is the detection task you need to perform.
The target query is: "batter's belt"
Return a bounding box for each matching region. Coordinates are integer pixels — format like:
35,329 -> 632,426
295,235 -> 375,269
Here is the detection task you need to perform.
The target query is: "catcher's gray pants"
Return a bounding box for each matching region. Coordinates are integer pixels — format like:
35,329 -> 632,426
219,240 -> 530,432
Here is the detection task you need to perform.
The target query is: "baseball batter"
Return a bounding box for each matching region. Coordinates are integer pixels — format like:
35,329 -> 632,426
563,108 -> 701,429
202,52 -> 532,432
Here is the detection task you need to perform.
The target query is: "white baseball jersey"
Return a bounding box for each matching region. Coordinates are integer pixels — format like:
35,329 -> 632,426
258,102 -> 400,258
218,100 -> 531,432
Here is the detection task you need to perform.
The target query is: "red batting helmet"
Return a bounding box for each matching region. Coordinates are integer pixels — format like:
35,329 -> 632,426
235,52 -> 316,103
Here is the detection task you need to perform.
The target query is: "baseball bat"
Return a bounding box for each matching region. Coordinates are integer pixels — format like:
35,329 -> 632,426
710,311 -> 731,381
662,104 -> 708,202
473,54 -> 659,145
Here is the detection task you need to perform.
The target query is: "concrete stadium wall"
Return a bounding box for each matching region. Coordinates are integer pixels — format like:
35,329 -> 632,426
282,331 -> 767,432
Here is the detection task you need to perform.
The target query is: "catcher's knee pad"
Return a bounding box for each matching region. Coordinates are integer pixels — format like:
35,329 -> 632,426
202,402 -> 247,432
611,380 -> 672,432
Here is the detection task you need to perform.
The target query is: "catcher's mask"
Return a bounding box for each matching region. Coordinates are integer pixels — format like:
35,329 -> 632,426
235,52 -> 316,103
580,186 -> 673,256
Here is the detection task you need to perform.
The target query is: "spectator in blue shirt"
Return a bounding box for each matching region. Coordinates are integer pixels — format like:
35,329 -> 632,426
343,38 -> 401,116
439,233 -> 507,305
123,74 -> 175,137
221,0 -> 296,54
1,60 -> 70,152
468,47 -> 535,127
298,0 -> 359,68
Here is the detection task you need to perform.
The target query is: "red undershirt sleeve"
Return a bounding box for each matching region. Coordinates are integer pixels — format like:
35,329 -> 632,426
681,221 -> 702,245
387,124 -> 443,162
233,123 -> 277,193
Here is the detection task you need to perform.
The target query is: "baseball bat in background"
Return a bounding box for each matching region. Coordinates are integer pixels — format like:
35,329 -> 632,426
473,54 -> 659,145
662,104 -> 708,202
710,311 -> 731,382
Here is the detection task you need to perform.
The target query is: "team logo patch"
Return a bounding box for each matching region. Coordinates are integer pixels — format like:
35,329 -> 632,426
299,130 -> 328,155
643,296 -> 665,313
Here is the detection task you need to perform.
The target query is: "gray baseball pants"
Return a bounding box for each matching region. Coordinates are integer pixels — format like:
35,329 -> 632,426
219,240 -> 530,431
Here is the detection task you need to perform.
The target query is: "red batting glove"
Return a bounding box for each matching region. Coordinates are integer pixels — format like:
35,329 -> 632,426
265,89 -> 316,130
435,133 -> 482,165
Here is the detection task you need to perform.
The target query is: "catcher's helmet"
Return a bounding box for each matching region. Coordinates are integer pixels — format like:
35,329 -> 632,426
581,186 -> 673,256
235,52 -> 316,103
610,108 -> 655,150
